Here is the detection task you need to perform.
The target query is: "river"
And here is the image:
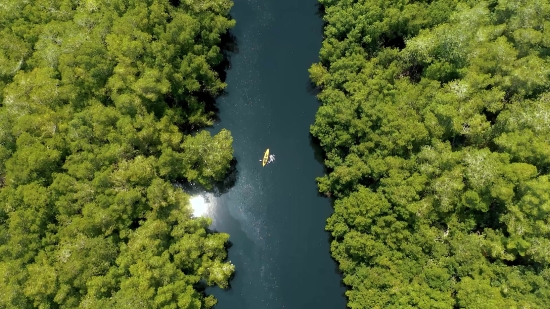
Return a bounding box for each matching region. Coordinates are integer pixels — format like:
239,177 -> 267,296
193,0 -> 347,308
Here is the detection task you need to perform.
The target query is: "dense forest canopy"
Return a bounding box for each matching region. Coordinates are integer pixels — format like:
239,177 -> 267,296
311,0 -> 550,308
0,0 -> 235,308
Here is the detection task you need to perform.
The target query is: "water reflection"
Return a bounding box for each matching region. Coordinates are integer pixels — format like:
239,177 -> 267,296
189,195 -> 209,217
189,194 -> 221,219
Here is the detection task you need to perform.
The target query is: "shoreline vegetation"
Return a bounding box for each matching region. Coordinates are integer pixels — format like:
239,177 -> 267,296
0,0 -> 236,308
311,0 -> 550,308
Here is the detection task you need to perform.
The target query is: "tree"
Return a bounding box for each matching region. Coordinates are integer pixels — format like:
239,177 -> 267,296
0,0 -> 235,308
312,0 -> 550,307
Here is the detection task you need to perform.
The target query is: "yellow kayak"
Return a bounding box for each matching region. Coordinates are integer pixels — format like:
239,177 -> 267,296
262,149 -> 269,167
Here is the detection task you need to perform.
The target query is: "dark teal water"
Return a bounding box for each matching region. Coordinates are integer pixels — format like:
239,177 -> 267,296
200,0 -> 347,308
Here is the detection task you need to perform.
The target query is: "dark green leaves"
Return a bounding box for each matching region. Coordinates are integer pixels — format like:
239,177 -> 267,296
313,0 -> 550,307
0,0 -> 235,308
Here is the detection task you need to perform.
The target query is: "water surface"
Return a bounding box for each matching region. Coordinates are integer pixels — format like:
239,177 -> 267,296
196,0 -> 347,308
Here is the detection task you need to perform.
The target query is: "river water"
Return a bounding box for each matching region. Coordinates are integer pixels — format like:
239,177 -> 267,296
195,0 -> 347,308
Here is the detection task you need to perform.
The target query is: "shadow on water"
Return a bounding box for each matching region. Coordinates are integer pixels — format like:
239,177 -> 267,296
326,227 -> 352,291
215,30 -> 240,84
309,133 -> 324,165
308,133 -> 329,198
196,29 -> 240,127
168,29 -> 239,133
306,79 -> 321,96
307,3 -> 347,298
309,121 -> 349,298
314,2 -> 325,18
315,3 -> 327,35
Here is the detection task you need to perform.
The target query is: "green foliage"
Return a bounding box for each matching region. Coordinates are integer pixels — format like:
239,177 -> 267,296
313,0 -> 550,307
0,0 -> 235,308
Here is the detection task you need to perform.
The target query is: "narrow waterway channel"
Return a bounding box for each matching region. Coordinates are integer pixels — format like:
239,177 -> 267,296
196,0 -> 347,308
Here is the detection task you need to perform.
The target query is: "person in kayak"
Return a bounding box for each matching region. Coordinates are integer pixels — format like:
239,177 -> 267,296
260,154 -> 276,164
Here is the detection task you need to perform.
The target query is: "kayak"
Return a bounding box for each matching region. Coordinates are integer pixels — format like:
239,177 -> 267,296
262,149 -> 269,166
